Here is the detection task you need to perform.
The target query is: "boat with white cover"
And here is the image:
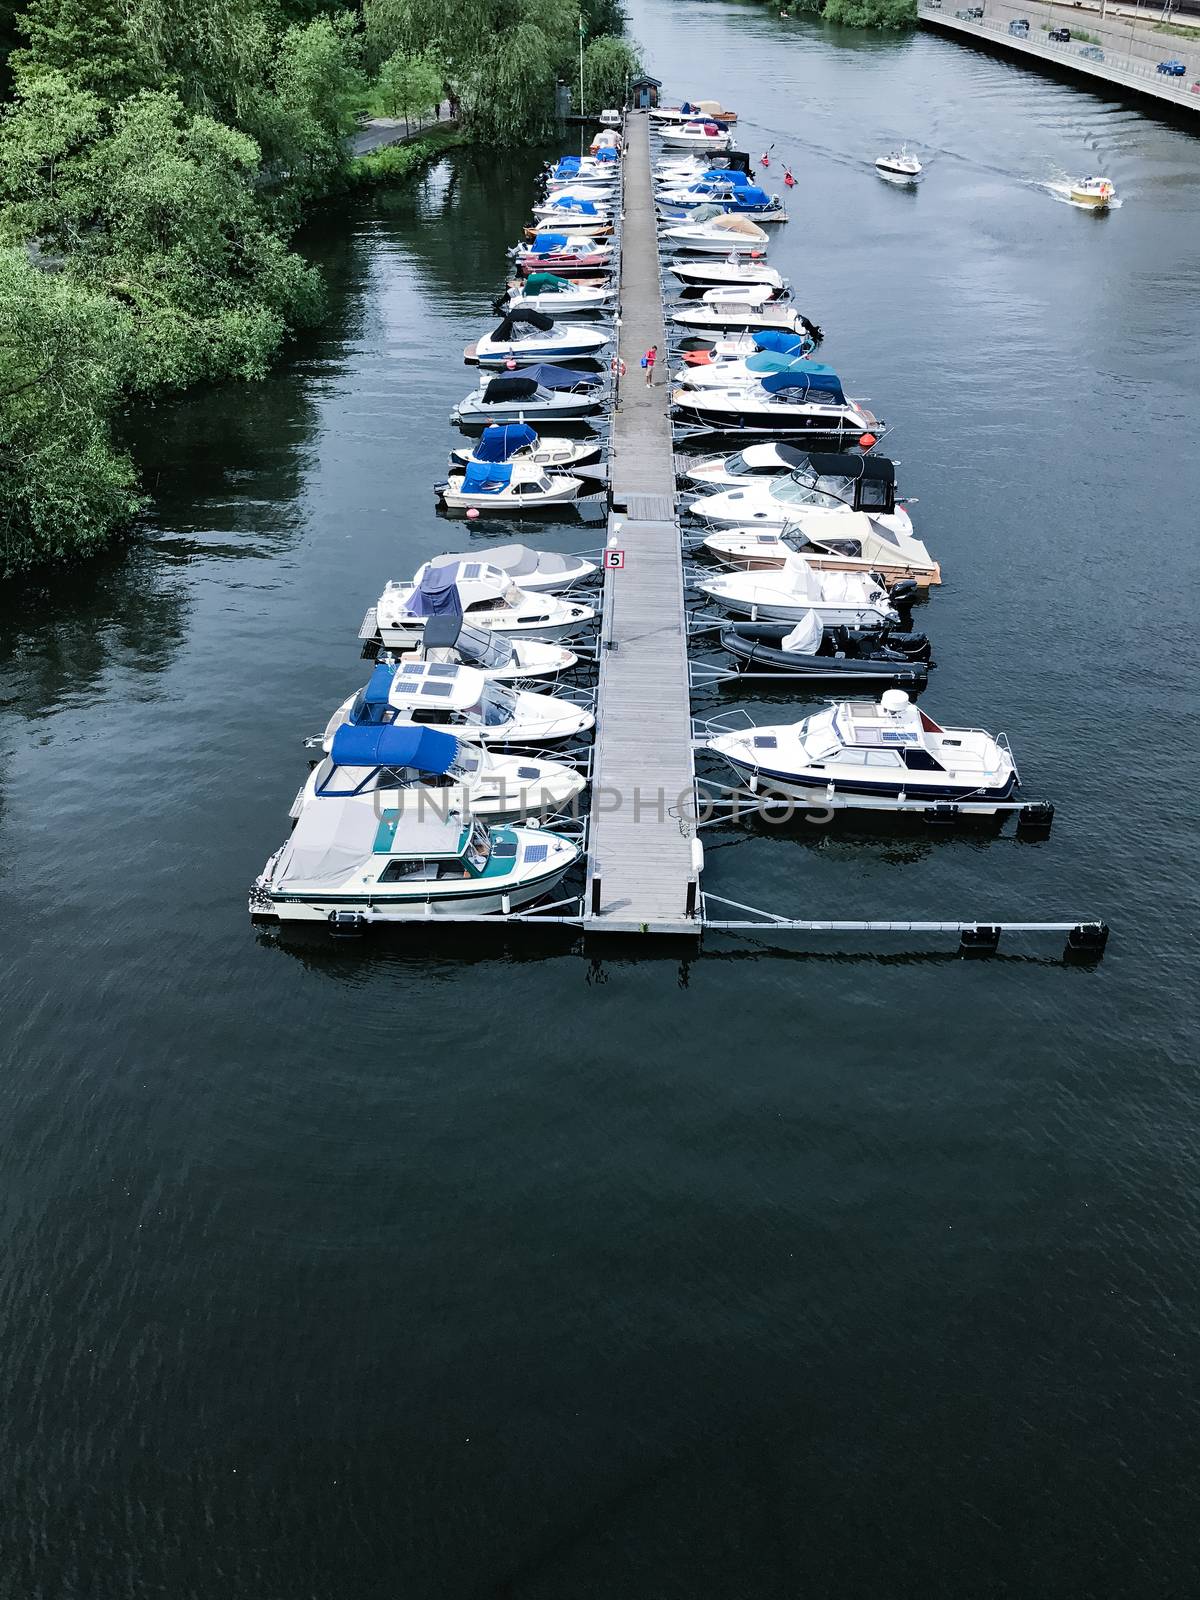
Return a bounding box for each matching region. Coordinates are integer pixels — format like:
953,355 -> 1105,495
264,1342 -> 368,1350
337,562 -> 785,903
707,691 -> 1019,810
658,120 -> 734,151
695,552 -> 901,628
452,367 -> 605,426
449,421 -> 603,475
470,309 -> 609,367
667,259 -> 786,292
438,459 -> 591,509
875,148 -> 922,180
378,616 -> 578,681
376,562 -> 595,646
321,659 -> 593,748
252,806 -> 578,923
704,510 -> 940,588
659,213 -> 769,255
297,720 -> 586,820
415,544 -> 596,592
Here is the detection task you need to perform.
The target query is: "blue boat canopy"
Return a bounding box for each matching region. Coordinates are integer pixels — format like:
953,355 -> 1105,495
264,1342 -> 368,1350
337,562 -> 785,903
547,195 -> 598,214
461,460 -> 513,493
761,366 -> 846,404
754,330 -> 809,355
406,565 -> 464,617
736,186 -> 772,207
745,352 -> 818,376
595,146 -> 618,162
510,363 -> 596,390
701,168 -> 750,185
474,421 -> 538,462
531,232 -> 569,252
329,722 -> 461,776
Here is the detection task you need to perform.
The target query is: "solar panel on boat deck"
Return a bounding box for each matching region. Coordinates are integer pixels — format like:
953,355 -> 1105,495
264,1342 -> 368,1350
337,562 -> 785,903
523,843 -> 549,864
419,682 -> 455,698
426,663 -> 458,677
753,735 -> 777,748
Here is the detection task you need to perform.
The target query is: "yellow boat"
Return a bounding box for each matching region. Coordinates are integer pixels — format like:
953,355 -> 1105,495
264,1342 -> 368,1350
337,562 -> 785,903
1070,177 -> 1115,208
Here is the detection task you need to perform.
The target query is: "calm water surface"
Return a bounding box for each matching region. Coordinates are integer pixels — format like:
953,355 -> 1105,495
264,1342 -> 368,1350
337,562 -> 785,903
2,3 -> 1199,1592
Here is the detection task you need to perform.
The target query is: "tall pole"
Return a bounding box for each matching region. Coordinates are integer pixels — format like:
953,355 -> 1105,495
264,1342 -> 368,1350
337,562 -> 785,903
579,13 -> 585,119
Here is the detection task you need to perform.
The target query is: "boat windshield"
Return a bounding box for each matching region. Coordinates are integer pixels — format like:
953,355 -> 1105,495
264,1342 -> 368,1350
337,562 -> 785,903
799,708 -> 842,762
465,820 -> 491,873
477,682 -> 518,727
771,473 -> 846,509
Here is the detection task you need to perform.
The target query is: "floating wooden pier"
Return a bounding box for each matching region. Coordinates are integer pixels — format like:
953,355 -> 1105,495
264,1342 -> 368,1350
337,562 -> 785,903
583,111 -> 701,935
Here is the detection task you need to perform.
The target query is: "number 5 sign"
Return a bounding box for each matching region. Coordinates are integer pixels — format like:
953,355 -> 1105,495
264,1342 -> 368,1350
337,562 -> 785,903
604,548 -> 626,570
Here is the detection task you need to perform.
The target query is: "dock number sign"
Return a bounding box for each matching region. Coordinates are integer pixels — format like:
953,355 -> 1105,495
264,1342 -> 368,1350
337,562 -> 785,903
605,549 -> 626,570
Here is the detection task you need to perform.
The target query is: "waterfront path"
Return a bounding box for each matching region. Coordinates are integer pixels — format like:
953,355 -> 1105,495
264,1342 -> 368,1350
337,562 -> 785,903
583,111 -> 700,936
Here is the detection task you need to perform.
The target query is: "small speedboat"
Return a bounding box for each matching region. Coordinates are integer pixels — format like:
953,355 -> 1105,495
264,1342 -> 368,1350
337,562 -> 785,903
253,806 -> 578,923
718,611 -> 931,687
452,366 -> 605,426
378,616 -> 578,682
470,309 -> 609,367
500,274 -> 614,317
321,659 -> 593,749
681,440 -> 814,489
651,100 -> 738,125
667,258 -> 786,292
658,185 -> 786,223
450,421 -> 604,475
1070,176 -> 1115,208
672,370 -> 881,446
513,235 -> 614,276
534,191 -> 614,218
298,722 -> 586,821
707,691 -> 1020,811
658,120 -> 734,151
437,459 -> 590,510
376,562 -> 595,646
659,213 -> 769,255
875,148 -> 922,180
415,544 -> 597,593
670,286 -> 814,336
695,551 -> 903,628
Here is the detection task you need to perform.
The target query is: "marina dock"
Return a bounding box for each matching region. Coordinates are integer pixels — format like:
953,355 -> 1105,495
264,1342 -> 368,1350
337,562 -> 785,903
583,111 -> 700,935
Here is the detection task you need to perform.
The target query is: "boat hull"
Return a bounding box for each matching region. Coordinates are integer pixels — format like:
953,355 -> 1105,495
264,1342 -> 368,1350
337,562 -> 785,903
258,861 -> 575,923
673,404 -> 877,445
698,586 -> 897,628
718,631 -> 929,686
713,756 -> 1017,812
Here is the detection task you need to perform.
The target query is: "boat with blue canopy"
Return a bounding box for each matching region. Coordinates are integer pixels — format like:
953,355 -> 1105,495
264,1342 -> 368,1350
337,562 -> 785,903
438,455 -> 593,510
677,352 -> 833,392
672,366 -> 884,444
449,422 -> 604,475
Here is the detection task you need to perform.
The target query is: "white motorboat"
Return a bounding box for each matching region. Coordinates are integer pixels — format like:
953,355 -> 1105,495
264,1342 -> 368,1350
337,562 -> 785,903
695,552 -> 900,628
667,259 -> 786,292
437,460 -> 590,510
1069,177 -> 1115,208
449,422 -> 603,475
682,441 -> 813,489
704,510 -> 941,588
707,691 -> 1020,811
651,100 -> 738,126
875,148 -> 922,180
378,615 -> 578,682
690,450 -> 918,541
657,120 -> 734,152
376,562 -> 595,646
252,806 -> 578,923
471,310 -> 609,367
671,292 -> 814,337
321,659 -> 593,749
452,367 -> 604,425
415,544 -> 597,593
533,194 -> 614,223
502,273 -> 614,317
297,720 -> 586,821
659,213 -> 770,255
673,347 -> 825,388
657,184 -> 787,222
672,372 -> 881,445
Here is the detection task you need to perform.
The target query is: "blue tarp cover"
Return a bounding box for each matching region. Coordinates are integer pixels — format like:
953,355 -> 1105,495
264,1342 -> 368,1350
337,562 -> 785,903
548,196 -> 598,213
531,232 -> 569,251
330,722 -> 460,775
475,422 -> 538,462
461,460 -> 513,492
595,146 -> 618,162
509,363 -> 596,390
754,330 -> 809,355
701,168 -> 750,185
761,366 -> 846,404
735,186 -> 772,207
406,565 -> 464,618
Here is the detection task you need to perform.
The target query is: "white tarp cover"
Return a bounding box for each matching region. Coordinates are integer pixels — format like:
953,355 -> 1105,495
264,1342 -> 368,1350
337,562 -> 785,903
781,610 -> 823,654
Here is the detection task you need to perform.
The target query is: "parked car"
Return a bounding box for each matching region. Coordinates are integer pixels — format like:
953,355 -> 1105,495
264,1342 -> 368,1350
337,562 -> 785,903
1009,18 -> 1030,35
1079,44 -> 1104,60
1049,26 -> 1070,41
968,6 -> 983,16
1157,58 -> 1187,75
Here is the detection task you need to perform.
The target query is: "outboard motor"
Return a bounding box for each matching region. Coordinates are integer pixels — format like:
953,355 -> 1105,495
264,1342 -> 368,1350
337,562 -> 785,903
801,315 -> 823,344
888,578 -> 919,610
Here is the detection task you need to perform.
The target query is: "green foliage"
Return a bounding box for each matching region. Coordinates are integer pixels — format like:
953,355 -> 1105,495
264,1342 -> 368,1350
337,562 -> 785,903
269,11 -> 364,179
581,34 -> 641,112
348,124 -> 464,187
377,48 -> 443,130
0,246 -> 141,573
820,0 -> 915,24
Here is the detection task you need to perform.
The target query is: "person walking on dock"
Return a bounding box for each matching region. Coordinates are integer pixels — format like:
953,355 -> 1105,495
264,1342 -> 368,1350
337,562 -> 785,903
643,345 -> 658,386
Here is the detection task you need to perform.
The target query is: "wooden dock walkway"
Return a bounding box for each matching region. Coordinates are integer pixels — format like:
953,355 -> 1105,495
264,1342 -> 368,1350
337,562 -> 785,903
583,111 -> 700,936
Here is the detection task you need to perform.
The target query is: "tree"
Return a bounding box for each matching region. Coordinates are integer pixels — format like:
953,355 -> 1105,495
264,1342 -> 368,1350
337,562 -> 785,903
821,0 -> 916,23
581,34 -> 640,112
377,49 -> 442,132
0,246 -> 141,572
272,11 -> 365,180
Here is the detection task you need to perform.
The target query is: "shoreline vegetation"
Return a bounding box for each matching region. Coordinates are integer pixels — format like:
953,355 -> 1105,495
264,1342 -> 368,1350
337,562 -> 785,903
0,0 -> 640,574
777,0 -> 917,28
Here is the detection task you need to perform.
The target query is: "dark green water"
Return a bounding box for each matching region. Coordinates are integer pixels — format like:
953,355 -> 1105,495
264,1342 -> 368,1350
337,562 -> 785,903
2,2 -> 1199,1592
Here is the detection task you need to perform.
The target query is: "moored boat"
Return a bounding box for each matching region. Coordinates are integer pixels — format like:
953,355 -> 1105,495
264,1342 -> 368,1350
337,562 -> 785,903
717,612 -> 931,686
376,561 -> 596,646
696,551 -> 904,628
470,308 -> 609,367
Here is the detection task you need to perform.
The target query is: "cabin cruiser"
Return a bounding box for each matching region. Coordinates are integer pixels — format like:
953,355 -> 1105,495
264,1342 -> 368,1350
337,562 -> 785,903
253,805 -> 579,923
672,369 -> 881,444
452,367 -> 605,426
659,213 -> 769,254
682,440 -> 816,489
875,148 -> 922,181
658,120 -> 734,152
718,611 -> 930,688
545,154 -> 619,185
651,99 -> 738,125
707,691 -> 1019,810
321,659 -> 593,749
513,235 -> 613,275
376,562 -> 595,646
656,164 -> 754,196
658,183 -> 786,222
1070,177 -> 1115,208
704,510 -> 940,588
501,273 -> 614,317
437,459 -> 591,510
695,551 -> 903,628
672,347 -> 827,390
298,722 -> 585,821
671,295 -> 818,337
687,448 -> 903,517
415,544 -> 596,593
449,421 -> 603,475
667,258 -> 786,292
377,615 -> 578,681
523,215 -> 612,241
471,309 -> 609,367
